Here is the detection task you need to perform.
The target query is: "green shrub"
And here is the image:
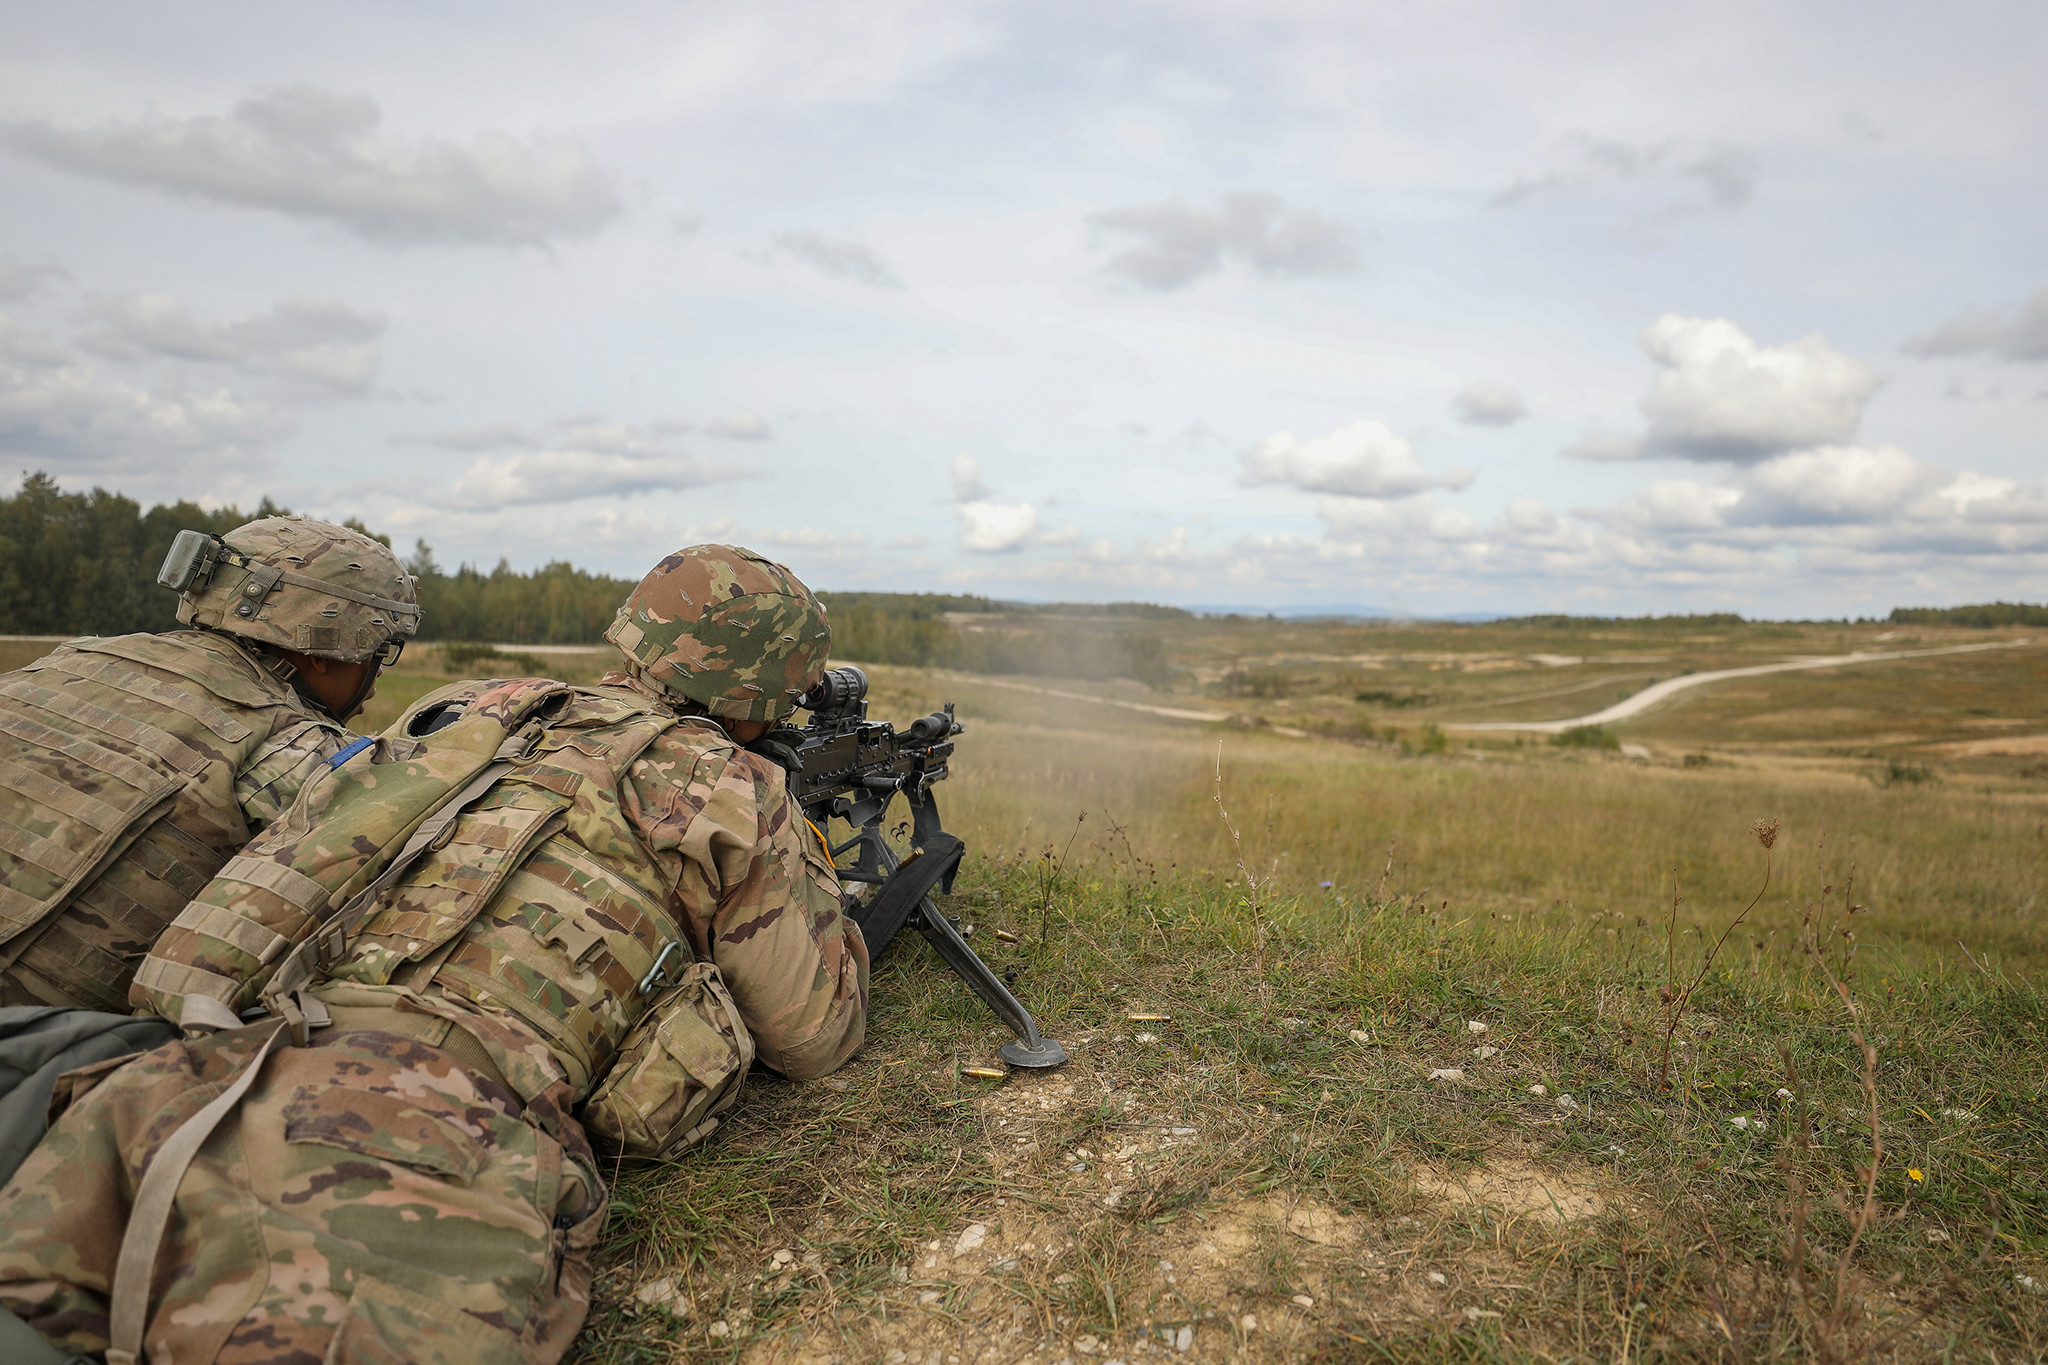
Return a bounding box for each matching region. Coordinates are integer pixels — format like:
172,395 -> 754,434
1554,724 -> 1621,751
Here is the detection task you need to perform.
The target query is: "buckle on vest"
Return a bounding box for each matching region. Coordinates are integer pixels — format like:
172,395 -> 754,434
311,917 -> 349,971
639,940 -> 686,995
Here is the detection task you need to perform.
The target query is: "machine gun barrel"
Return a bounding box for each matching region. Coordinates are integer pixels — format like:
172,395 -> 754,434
760,666 -> 1066,1069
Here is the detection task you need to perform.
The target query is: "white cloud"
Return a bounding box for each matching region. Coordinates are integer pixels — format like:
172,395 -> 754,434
774,231 -> 900,287
4,86 -> 620,246
1240,419 -> 1473,498
1318,493 -> 1483,544
0,260 -> 68,303
1736,445 -> 1935,525
1491,137 -> 1758,229
1563,432 -> 1644,462
957,499 -> 1040,553
0,354 -> 289,477
704,413 -> 771,440
951,455 -> 992,502
439,418 -> 748,507
79,291 -> 385,396
1504,497 -> 1558,535
1579,315 -> 1881,463
1090,192 -> 1360,290
1937,472 -> 2019,512
756,526 -> 864,549
1450,381 -> 1527,426
1903,286 -> 2048,363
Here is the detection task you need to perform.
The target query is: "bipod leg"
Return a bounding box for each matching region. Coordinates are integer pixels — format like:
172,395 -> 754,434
853,836 -> 1066,1069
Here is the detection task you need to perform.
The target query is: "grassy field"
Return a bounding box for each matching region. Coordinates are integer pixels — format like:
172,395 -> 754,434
5,621 -> 2043,1359
553,624 -> 2043,1364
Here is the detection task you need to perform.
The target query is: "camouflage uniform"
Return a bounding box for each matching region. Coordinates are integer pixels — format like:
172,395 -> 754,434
0,547 -> 863,1364
0,517 -> 418,1013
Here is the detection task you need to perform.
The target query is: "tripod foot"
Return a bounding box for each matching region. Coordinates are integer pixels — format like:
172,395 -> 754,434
998,1036 -> 1068,1068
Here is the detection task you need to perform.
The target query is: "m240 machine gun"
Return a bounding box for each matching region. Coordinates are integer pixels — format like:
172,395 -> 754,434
759,666 -> 1067,1069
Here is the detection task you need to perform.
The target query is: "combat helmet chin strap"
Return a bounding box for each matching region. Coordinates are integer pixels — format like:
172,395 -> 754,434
247,641 -> 379,725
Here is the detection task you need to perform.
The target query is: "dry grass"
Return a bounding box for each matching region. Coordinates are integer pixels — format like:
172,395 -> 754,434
565,646 -> 2047,1363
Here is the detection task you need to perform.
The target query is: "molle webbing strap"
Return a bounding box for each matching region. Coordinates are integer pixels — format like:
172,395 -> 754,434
0,764 -> 127,831
258,757 -> 519,1034
214,854 -> 332,917
0,678 -> 212,776
0,708 -> 166,794
105,1020 -> 289,1365
28,653 -> 252,743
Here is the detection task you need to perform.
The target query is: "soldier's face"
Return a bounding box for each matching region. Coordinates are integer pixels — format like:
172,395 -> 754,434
289,654 -> 378,722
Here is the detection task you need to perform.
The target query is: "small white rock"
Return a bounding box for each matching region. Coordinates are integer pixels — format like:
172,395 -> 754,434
1467,1020 -> 1488,1034
771,1248 -> 794,1266
1427,1271 -> 1448,1286
1472,1046 -> 1499,1060
1528,1084 -> 1548,1096
885,1352 -> 908,1365
633,1276 -> 687,1314
1074,1334 -> 1100,1353
708,1321 -> 731,1338
1428,1067 -> 1465,1081
1174,1325 -> 1194,1351
954,1223 -> 988,1257
1239,1313 -> 1259,1331
918,1290 -> 944,1305
1135,1032 -> 1159,1043
1291,1293 -> 1314,1308
1349,1029 -> 1370,1043
1775,1088 -> 1794,1101
1556,1093 -> 1580,1111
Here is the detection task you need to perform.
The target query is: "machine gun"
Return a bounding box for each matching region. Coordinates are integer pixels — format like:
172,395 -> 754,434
759,666 -> 1067,1069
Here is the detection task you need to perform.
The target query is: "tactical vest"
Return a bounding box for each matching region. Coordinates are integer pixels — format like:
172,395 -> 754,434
0,632 -> 340,1011
325,688 -> 688,1100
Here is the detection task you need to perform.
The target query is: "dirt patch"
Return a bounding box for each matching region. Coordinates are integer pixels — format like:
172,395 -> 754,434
1933,731 -> 2048,757
1412,1157 -> 1610,1225
709,1191 -> 1383,1365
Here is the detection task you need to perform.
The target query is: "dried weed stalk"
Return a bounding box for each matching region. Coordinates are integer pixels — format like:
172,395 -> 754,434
1212,741 -> 1273,1015
1785,856 -> 1887,1362
1656,815 -> 1778,1090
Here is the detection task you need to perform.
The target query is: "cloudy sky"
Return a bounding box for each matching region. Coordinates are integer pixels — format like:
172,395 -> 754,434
1,2 -> 2043,616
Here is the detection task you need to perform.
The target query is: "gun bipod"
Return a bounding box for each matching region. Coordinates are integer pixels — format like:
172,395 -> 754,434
844,830 -> 1066,1070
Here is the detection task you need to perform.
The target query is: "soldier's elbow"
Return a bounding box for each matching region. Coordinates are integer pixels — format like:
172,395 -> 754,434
760,1011 -> 866,1081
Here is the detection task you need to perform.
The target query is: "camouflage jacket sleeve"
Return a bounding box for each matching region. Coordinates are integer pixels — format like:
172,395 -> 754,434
233,718 -> 348,831
624,722 -> 869,1080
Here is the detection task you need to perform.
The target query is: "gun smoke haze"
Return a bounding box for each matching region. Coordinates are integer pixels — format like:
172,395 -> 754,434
0,4 -> 2043,621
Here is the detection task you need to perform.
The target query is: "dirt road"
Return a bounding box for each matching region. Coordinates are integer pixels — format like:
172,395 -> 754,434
1444,638 -> 2033,734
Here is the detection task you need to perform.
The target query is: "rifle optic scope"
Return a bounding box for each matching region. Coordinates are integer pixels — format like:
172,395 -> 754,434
799,665 -> 867,716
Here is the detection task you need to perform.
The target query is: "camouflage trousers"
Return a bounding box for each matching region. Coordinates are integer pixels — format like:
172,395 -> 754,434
0,1014 -> 606,1364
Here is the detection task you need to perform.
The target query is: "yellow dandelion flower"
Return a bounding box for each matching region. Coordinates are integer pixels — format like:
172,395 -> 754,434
1909,1168 -> 1925,1183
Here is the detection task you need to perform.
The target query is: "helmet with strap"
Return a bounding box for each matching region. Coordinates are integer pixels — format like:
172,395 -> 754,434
162,516 -> 420,665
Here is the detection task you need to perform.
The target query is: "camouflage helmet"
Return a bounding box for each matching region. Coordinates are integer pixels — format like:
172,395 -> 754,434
170,516 -> 421,663
604,544 -> 830,723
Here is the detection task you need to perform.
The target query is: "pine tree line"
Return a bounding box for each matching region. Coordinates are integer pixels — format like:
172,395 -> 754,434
0,474 -> 1177,686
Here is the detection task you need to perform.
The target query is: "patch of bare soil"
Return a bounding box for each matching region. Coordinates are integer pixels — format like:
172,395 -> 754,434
618,1058 -> 1626,1365
1933,731 -> 2048,757
1412,1157 -> 1609,1225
